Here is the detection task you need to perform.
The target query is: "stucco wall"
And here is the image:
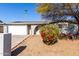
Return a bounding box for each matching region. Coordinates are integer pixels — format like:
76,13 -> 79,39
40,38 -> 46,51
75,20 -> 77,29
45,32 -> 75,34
36,30 -> 40,35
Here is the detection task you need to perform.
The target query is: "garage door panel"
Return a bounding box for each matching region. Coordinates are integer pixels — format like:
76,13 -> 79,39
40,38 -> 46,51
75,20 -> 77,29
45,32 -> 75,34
8,26 -> 27,35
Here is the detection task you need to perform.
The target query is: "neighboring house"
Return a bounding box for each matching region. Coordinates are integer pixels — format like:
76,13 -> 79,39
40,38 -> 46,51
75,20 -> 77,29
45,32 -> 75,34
57,22 -> 78,35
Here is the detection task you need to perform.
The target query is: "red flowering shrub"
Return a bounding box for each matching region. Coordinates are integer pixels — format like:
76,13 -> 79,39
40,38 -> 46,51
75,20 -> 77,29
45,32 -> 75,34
40,24 -> 59,45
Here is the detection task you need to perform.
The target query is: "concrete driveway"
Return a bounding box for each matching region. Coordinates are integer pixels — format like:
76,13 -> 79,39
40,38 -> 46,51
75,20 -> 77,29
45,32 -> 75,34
11,35 -> 29,49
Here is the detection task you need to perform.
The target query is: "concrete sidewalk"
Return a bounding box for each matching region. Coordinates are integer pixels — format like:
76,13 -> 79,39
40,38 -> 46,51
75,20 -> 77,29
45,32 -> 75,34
11,35 -> 29,49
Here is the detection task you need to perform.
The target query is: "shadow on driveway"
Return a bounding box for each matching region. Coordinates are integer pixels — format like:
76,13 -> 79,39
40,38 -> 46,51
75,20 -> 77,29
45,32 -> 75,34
11,46 -> 27,56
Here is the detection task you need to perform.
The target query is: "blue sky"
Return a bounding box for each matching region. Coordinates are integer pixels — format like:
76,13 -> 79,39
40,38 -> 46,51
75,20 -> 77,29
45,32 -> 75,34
0,3 -> 41,23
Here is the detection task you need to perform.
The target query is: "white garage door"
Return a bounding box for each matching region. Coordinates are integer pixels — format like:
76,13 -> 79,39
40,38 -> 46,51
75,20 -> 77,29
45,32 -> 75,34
8,26 -> 27,35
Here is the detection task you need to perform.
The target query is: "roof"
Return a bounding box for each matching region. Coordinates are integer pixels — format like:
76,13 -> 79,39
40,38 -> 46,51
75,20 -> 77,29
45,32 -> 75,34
50,20 -> 77,24
0,20 -> 77,25
10,20 -> 52,25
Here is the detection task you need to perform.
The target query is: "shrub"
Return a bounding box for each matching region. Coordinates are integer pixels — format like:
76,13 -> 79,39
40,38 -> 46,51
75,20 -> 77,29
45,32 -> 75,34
40,24 -> 60,45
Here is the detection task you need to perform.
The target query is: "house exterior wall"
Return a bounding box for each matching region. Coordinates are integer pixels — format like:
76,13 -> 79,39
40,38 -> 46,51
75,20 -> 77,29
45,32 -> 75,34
8,25 -> 40,35
1,23 -> 78,35
31,25 -> 40,35
57,23 -> 78,34
36,30 -> 40,35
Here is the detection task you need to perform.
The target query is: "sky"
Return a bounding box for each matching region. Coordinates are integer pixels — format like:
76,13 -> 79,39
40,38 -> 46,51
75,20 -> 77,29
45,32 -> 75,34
0,3 -> 41,23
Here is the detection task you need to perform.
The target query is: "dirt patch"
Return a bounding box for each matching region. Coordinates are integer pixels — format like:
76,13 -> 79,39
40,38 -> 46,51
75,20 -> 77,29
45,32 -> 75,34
12,35 -> 79,56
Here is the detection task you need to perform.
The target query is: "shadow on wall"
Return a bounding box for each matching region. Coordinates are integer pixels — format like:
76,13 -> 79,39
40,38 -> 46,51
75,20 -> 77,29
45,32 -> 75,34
11,46 -> 27,56
34,26 -> 39,35
34,25 -> 42,35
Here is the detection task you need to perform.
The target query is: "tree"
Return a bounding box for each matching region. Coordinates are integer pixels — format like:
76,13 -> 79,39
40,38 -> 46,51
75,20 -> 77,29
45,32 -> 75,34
37,3 -> 79,32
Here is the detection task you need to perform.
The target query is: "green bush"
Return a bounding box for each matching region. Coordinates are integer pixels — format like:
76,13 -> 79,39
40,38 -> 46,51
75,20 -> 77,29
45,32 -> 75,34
40,24 -> 60,45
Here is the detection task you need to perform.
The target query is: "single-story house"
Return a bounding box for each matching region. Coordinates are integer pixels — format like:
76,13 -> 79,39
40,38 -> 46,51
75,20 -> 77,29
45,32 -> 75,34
0,20 -> 78,35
